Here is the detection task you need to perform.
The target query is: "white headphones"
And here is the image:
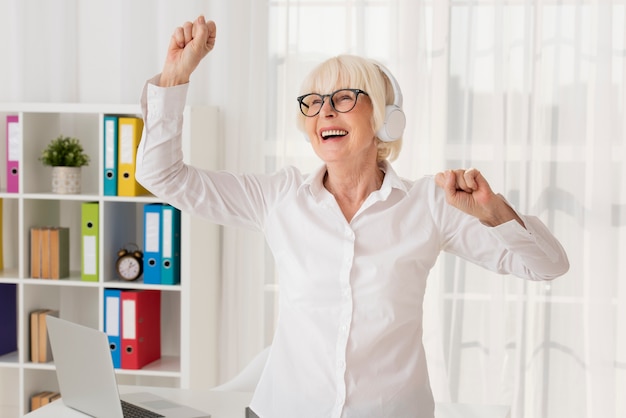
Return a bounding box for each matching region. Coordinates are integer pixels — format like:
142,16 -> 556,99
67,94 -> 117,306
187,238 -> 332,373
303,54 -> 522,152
374,62 -> 406,142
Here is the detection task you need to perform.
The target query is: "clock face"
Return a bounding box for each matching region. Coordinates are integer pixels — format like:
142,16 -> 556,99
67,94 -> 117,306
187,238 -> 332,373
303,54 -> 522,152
117,255 -> 142,280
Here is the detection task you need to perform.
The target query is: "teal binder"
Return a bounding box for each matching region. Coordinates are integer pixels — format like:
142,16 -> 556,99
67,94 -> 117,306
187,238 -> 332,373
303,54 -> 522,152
103,115 -> 118,196
161,205 -> 181,285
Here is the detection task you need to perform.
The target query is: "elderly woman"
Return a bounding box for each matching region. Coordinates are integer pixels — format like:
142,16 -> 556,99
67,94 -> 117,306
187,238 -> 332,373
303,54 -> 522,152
136,16 -> 569,418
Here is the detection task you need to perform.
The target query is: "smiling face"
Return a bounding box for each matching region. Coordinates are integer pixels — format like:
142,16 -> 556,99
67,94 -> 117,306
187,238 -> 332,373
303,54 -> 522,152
304,90 -> 378,165
297,55 -> 403,164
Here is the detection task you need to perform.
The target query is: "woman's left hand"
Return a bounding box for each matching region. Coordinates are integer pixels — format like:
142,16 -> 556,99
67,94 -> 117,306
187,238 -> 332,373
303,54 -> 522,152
434,168 -> 524,227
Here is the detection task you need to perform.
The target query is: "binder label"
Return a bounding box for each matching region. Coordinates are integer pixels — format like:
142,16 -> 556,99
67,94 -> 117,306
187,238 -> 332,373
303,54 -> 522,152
8,121 -> 20,161
105,296 -> 120,336
145,212 -> 160,253
122,300 -> 136,340
105,119 -> 116,169
162,209 -> 173,258
120,124 -> 134,164
83,236 -> 97,275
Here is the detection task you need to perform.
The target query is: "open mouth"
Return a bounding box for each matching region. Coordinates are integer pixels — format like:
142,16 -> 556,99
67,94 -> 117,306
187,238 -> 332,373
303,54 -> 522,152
321,129 -> 348,140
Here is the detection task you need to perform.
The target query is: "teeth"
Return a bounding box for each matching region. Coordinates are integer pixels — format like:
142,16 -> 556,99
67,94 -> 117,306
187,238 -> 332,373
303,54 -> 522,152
321,129 -> 348,138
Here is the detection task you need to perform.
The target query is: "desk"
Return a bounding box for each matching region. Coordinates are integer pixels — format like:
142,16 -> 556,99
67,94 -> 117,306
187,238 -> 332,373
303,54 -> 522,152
25,386 -> 510,418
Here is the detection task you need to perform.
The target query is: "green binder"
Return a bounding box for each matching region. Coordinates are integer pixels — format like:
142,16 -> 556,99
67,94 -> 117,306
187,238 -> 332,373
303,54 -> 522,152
81,202 -> 99,281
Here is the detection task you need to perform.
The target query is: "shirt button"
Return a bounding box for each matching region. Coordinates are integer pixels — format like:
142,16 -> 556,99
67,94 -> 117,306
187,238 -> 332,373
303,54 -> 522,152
337,359 -> 345,369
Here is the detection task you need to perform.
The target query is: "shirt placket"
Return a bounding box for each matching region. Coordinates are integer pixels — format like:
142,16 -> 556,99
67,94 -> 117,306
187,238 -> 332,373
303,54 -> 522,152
332,224 -> 355,418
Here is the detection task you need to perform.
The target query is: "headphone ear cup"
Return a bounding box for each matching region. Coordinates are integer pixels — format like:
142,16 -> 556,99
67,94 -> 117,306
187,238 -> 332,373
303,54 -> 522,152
377,104 -> 406,142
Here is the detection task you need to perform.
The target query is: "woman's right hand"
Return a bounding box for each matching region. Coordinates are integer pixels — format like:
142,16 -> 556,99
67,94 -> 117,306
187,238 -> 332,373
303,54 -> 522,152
160,15 -> 216,87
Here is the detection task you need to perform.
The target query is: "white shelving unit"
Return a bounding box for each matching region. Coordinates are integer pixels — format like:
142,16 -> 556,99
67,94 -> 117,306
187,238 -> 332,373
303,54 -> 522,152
0,103 -> 221,417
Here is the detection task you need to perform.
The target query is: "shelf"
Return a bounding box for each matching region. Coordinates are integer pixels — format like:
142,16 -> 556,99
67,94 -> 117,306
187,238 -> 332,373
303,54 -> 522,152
0,102 -> 221,418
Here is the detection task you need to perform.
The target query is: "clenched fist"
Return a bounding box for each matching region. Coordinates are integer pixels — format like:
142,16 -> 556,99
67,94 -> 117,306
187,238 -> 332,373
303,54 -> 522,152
434,168 -> 524,227
160,15 -> 217,87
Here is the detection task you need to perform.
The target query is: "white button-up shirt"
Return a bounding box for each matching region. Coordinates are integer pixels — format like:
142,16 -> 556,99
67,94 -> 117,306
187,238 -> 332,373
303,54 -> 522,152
136,76 -> 569,418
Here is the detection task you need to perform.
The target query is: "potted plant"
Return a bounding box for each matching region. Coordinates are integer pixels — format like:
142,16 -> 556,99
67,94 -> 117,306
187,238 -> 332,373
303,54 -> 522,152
39,135 -> 90,194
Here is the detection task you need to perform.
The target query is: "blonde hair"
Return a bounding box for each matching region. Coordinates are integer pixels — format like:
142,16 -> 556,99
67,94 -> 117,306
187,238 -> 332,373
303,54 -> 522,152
296,55 -> 403,161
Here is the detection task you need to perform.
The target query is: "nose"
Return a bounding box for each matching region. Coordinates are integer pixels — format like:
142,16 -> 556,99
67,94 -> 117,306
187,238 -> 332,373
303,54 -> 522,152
318,96 -> 336,116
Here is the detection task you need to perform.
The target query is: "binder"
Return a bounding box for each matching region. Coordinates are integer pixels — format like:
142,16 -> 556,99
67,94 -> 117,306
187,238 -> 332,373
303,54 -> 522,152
81,202 -> 99,282
121,290 -> 161,370
0,199 -> 3,271
0,283 -> 17,356
103,288 -> 122,368
6,115 -> 20,193
161,205 -> 181,285
103,115 -> 119,196
143,204 -> 162,284
117,117 -> 147,196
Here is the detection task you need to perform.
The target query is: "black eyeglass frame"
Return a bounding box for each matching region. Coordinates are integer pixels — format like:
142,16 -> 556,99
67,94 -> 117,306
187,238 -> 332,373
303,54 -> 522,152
296,88 -> 369,117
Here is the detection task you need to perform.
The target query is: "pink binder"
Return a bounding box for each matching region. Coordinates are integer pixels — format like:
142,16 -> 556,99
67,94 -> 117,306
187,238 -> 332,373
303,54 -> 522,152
6,115 -> 19,193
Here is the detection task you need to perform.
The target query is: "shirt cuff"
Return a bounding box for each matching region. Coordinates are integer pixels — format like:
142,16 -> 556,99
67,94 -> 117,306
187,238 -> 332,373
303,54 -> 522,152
141,74 -> 189,120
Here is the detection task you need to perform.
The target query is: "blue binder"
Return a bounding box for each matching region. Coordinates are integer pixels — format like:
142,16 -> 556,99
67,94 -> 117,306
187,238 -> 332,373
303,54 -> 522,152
143,204 -> 162,284
161,205 -> 181,285
103,288 -> 121,368
103,115 -> 119,196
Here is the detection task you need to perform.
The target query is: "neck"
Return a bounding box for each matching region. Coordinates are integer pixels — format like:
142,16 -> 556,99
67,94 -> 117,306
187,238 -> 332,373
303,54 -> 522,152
324,160 -> 384,203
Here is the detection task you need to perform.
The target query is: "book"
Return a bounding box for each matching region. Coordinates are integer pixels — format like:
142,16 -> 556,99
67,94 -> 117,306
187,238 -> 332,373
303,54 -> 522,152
49,227 -> 69,279
30,309 -> 58,363
30,227 -> 70,279
30,228 -> 42,278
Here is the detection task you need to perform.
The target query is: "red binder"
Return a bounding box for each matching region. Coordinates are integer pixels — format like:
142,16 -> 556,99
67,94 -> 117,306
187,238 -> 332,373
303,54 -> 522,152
120,290 -> 161,370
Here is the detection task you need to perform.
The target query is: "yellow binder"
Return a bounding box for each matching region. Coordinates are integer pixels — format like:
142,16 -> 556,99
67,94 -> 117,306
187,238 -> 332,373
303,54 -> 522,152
117,117 -> 148,196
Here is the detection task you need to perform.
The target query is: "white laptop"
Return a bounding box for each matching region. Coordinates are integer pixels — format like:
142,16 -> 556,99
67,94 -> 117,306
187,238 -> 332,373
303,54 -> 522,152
46,315 -> 211,418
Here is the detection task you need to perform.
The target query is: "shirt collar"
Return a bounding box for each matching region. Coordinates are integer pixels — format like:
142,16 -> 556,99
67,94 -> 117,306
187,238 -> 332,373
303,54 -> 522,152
297,160 -> 408,201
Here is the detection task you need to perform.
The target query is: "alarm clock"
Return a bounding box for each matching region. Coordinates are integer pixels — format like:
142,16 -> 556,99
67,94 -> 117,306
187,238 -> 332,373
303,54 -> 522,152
115,245 -> 143,281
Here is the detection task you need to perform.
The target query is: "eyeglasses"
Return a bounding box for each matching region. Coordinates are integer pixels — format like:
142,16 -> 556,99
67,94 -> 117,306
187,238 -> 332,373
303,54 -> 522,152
297,88 -> 369,117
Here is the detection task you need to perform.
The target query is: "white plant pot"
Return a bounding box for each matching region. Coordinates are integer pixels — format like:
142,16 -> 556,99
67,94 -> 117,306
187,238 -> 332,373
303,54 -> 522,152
51,166 -> 82,194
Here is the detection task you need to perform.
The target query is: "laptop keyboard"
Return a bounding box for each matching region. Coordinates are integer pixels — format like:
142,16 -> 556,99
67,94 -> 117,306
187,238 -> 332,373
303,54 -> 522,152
121,400 -> 165,418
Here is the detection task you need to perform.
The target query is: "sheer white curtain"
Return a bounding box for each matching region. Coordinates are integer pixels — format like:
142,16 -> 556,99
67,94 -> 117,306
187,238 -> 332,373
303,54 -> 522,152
2,0 -> 625,417
264,1 -> 625,417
